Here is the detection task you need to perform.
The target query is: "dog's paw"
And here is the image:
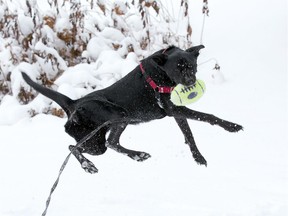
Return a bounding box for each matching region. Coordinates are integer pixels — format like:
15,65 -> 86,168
226,123 -> 243,133
220,121 -> 243,133
81,160 -> 98,174
192,150 -> 207,166
130,152 -> 151,162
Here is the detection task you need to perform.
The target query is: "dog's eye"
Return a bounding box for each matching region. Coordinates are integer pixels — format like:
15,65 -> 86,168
177,63 -> 184,68
187,64 -> 193,69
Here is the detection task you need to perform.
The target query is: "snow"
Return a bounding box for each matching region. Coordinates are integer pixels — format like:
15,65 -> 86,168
100,27 -> 126,42
54,17 -> 72,33
0,0 -> 287,216
0,95 -> 30,125
113,1 -> 128,15
34,41 -> 68,72
0,6 -> 4,20
18,12 -> 34,36
10,62 -> 40,95
85,36 -> 111,60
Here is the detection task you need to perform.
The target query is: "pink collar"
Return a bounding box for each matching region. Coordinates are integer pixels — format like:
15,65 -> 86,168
139,63 -> 174,94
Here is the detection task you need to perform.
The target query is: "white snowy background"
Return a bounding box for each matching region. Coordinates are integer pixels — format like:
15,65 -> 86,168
0,0 -> 287,216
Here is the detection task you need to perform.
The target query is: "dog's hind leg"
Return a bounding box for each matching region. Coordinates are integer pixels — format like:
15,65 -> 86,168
69,145 -> 99,174
106,124 -> 151,162
68,129 -> 108,174
174,117 -> 207,166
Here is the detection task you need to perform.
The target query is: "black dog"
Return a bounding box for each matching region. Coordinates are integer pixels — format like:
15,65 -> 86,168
22,45 -> 243,173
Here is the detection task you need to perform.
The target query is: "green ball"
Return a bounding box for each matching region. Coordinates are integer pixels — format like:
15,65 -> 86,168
170,79 -> 206,106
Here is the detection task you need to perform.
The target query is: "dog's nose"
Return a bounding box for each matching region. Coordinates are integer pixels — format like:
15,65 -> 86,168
184,77 -> 196,86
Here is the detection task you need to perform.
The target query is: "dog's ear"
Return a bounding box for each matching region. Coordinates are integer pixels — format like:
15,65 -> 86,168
186,45 -> 205,56
151,53 -> 168,66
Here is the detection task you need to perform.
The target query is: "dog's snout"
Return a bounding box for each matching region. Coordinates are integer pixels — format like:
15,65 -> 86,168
184,76 -> 196,86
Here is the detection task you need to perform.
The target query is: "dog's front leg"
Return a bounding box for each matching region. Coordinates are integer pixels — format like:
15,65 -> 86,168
174,117 -> 207,166
165,105 -> 243,132
106,124 -> 151,162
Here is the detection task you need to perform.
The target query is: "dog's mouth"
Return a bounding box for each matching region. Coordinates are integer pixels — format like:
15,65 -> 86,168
180,75 -> 196,86
184,79 -> 196,86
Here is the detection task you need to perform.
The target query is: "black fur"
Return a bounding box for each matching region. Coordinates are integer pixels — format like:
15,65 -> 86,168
22,45 -> 243,173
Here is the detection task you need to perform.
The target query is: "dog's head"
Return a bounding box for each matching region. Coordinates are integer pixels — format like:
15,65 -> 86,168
151,45 -> 204,86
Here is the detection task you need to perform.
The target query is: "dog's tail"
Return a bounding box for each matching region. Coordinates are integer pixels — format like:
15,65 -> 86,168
21,72 -> 74,116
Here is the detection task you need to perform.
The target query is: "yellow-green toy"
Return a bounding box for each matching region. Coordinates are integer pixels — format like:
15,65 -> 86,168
170,79 -> 205,106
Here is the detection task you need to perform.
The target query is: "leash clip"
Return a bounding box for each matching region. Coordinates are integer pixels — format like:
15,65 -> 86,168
154,90 -> 164,108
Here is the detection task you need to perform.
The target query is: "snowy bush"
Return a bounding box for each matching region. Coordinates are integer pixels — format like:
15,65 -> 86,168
0,0 -> 205,120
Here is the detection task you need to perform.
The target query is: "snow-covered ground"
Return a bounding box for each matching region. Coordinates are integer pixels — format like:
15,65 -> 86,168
0,0 -> 287,216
